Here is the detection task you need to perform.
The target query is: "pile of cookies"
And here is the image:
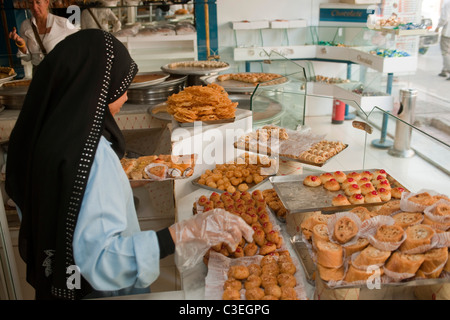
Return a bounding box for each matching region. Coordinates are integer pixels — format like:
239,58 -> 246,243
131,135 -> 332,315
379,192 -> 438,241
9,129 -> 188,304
296,140 -> 346,164
262,188 -> 288,220
166,83 -> 237,122
196,153 -> 276,193
167,60 -> 229,69
195,190 -> 284,261
300,190 -> 450,286
222,253 -> 299,300
303,169 -> 406,205
217,72 -> 286,86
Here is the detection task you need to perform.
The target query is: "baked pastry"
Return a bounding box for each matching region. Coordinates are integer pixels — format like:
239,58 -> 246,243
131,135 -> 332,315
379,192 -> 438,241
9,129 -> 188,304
277,273 -> 296,288
303,175 -> 322,187
333,171 -> 347,183
319,172 -> 335,184
391,187 -> 406,199
344,263 -> 384,283
300,212 -> 330,240
392,212 -> 423,229
357,177 -> 371,187
349,193 -> 365,205
347,171 -> 361,181
377,187 -> 391,202
341,177 -> 356,190
377,200 -> 401,215
360,182 -> 375,195
259,242 -> 277,255
280,286 -> 298,300
279,262 -> 296,275
377,179 -> 391,191
422,215 -> 450,231
416,247 -> 448,279
332,194 -> 351,206
345,184 -> 361,196
361,170 -> 374,181
312,223 -> 330,245
384,251 -> 425,275
228,265 -> 250,280
224,279 -> 242,291
374,224 -> 405,243
372,175 -> 387,187
365,190 -> 382,203
316,263 -> 345,282
245,287 -> 265,300
333,216 -> 359,244
373,169 -> 387,179
350,206 -> 371,221
407,192 -> 436,207
223,288 -> 241,300
344,237 -> 370,257
244,274 -> 262,290
399,224 -> 435,253
324,178 -> 340,191
315,240 -> 344,268
352,245 -> 391,268
434,202 -> 450,217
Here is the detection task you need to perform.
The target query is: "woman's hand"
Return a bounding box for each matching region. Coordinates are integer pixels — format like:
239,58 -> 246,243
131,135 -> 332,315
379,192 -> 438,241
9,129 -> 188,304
9,27 -> 26,52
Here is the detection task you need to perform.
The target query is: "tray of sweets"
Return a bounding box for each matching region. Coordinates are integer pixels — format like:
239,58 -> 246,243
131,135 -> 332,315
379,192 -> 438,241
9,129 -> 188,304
191,153 -> 277,194
161,61 -> 230,75
234,125 -> 348,167
269,169 -> 409,214
291,191 -> 450,289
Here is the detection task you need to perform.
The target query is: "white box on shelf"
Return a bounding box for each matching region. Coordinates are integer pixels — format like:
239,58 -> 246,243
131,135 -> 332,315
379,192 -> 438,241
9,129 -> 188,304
233,45 -> 316,61
348,48 -> 418,73
333,83 -> 393,113
315,46 -> 352,61
270,19 -> 307,29
232,20 -> 269,30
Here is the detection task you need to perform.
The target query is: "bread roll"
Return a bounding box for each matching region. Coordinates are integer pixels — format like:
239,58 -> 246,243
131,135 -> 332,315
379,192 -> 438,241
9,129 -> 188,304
352,245 -> 391,268
315,240 -> 343,268
377,200 -> 401,215
392,212 -> 423,229
399,224 -> 435,253
312,223 -> 329,246
421,215 -> 450,231
316,263 -> 345,282
374,224 -> 405,243
384,251 -> 425,275
344,237 -> 370,257
344,263 -> 384,283
333,216 -> 358,244
416,247 -> 449,279
300,212 -> 329,240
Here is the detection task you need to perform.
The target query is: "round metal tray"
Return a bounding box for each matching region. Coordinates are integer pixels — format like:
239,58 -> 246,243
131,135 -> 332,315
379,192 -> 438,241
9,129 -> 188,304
127,74 -> 187,105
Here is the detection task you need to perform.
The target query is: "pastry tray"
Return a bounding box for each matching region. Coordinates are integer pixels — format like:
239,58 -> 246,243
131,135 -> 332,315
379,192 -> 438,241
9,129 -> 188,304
291,236 -> 450,289
269,169 -> 408,214
161,63 -> 230,75
234,141 -> 348,167
202,74 -> 289,93
192,175 -> 271,194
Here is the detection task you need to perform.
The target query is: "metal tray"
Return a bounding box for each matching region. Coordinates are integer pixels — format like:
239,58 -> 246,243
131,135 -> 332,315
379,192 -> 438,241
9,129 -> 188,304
129,71 -> 170,89
161,62 -> 230,75
269,169 -> 408,214
234,142 -> 348,167
291,236 -> 450,289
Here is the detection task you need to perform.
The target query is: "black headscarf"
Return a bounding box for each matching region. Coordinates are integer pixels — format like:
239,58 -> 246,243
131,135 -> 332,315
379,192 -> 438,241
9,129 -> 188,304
5,29 -> 138,300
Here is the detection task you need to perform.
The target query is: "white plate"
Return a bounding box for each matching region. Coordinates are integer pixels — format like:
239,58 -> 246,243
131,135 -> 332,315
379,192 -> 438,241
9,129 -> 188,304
129,72 -> 170,89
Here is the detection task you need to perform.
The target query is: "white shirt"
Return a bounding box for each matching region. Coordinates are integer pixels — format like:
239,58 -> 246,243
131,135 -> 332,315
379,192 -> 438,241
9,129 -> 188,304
438,0 -> 450,37
18,13 -> 79,66
73,136 -> 161,292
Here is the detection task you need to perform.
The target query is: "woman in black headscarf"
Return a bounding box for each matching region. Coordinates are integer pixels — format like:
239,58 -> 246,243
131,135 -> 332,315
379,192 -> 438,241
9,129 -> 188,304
5,29 -> 253,300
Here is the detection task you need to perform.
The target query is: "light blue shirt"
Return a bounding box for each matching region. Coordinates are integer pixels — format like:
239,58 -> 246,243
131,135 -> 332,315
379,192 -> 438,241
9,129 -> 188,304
73,136 -> 161,293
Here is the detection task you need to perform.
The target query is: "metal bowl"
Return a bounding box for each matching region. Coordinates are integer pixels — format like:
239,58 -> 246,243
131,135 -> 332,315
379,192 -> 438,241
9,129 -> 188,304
127,74 -> 187,105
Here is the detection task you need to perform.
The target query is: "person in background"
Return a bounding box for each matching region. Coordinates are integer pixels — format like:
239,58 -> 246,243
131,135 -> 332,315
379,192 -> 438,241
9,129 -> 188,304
436,0 -> 450,79
5,29 -> 253,300
8,0 -> 79,68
